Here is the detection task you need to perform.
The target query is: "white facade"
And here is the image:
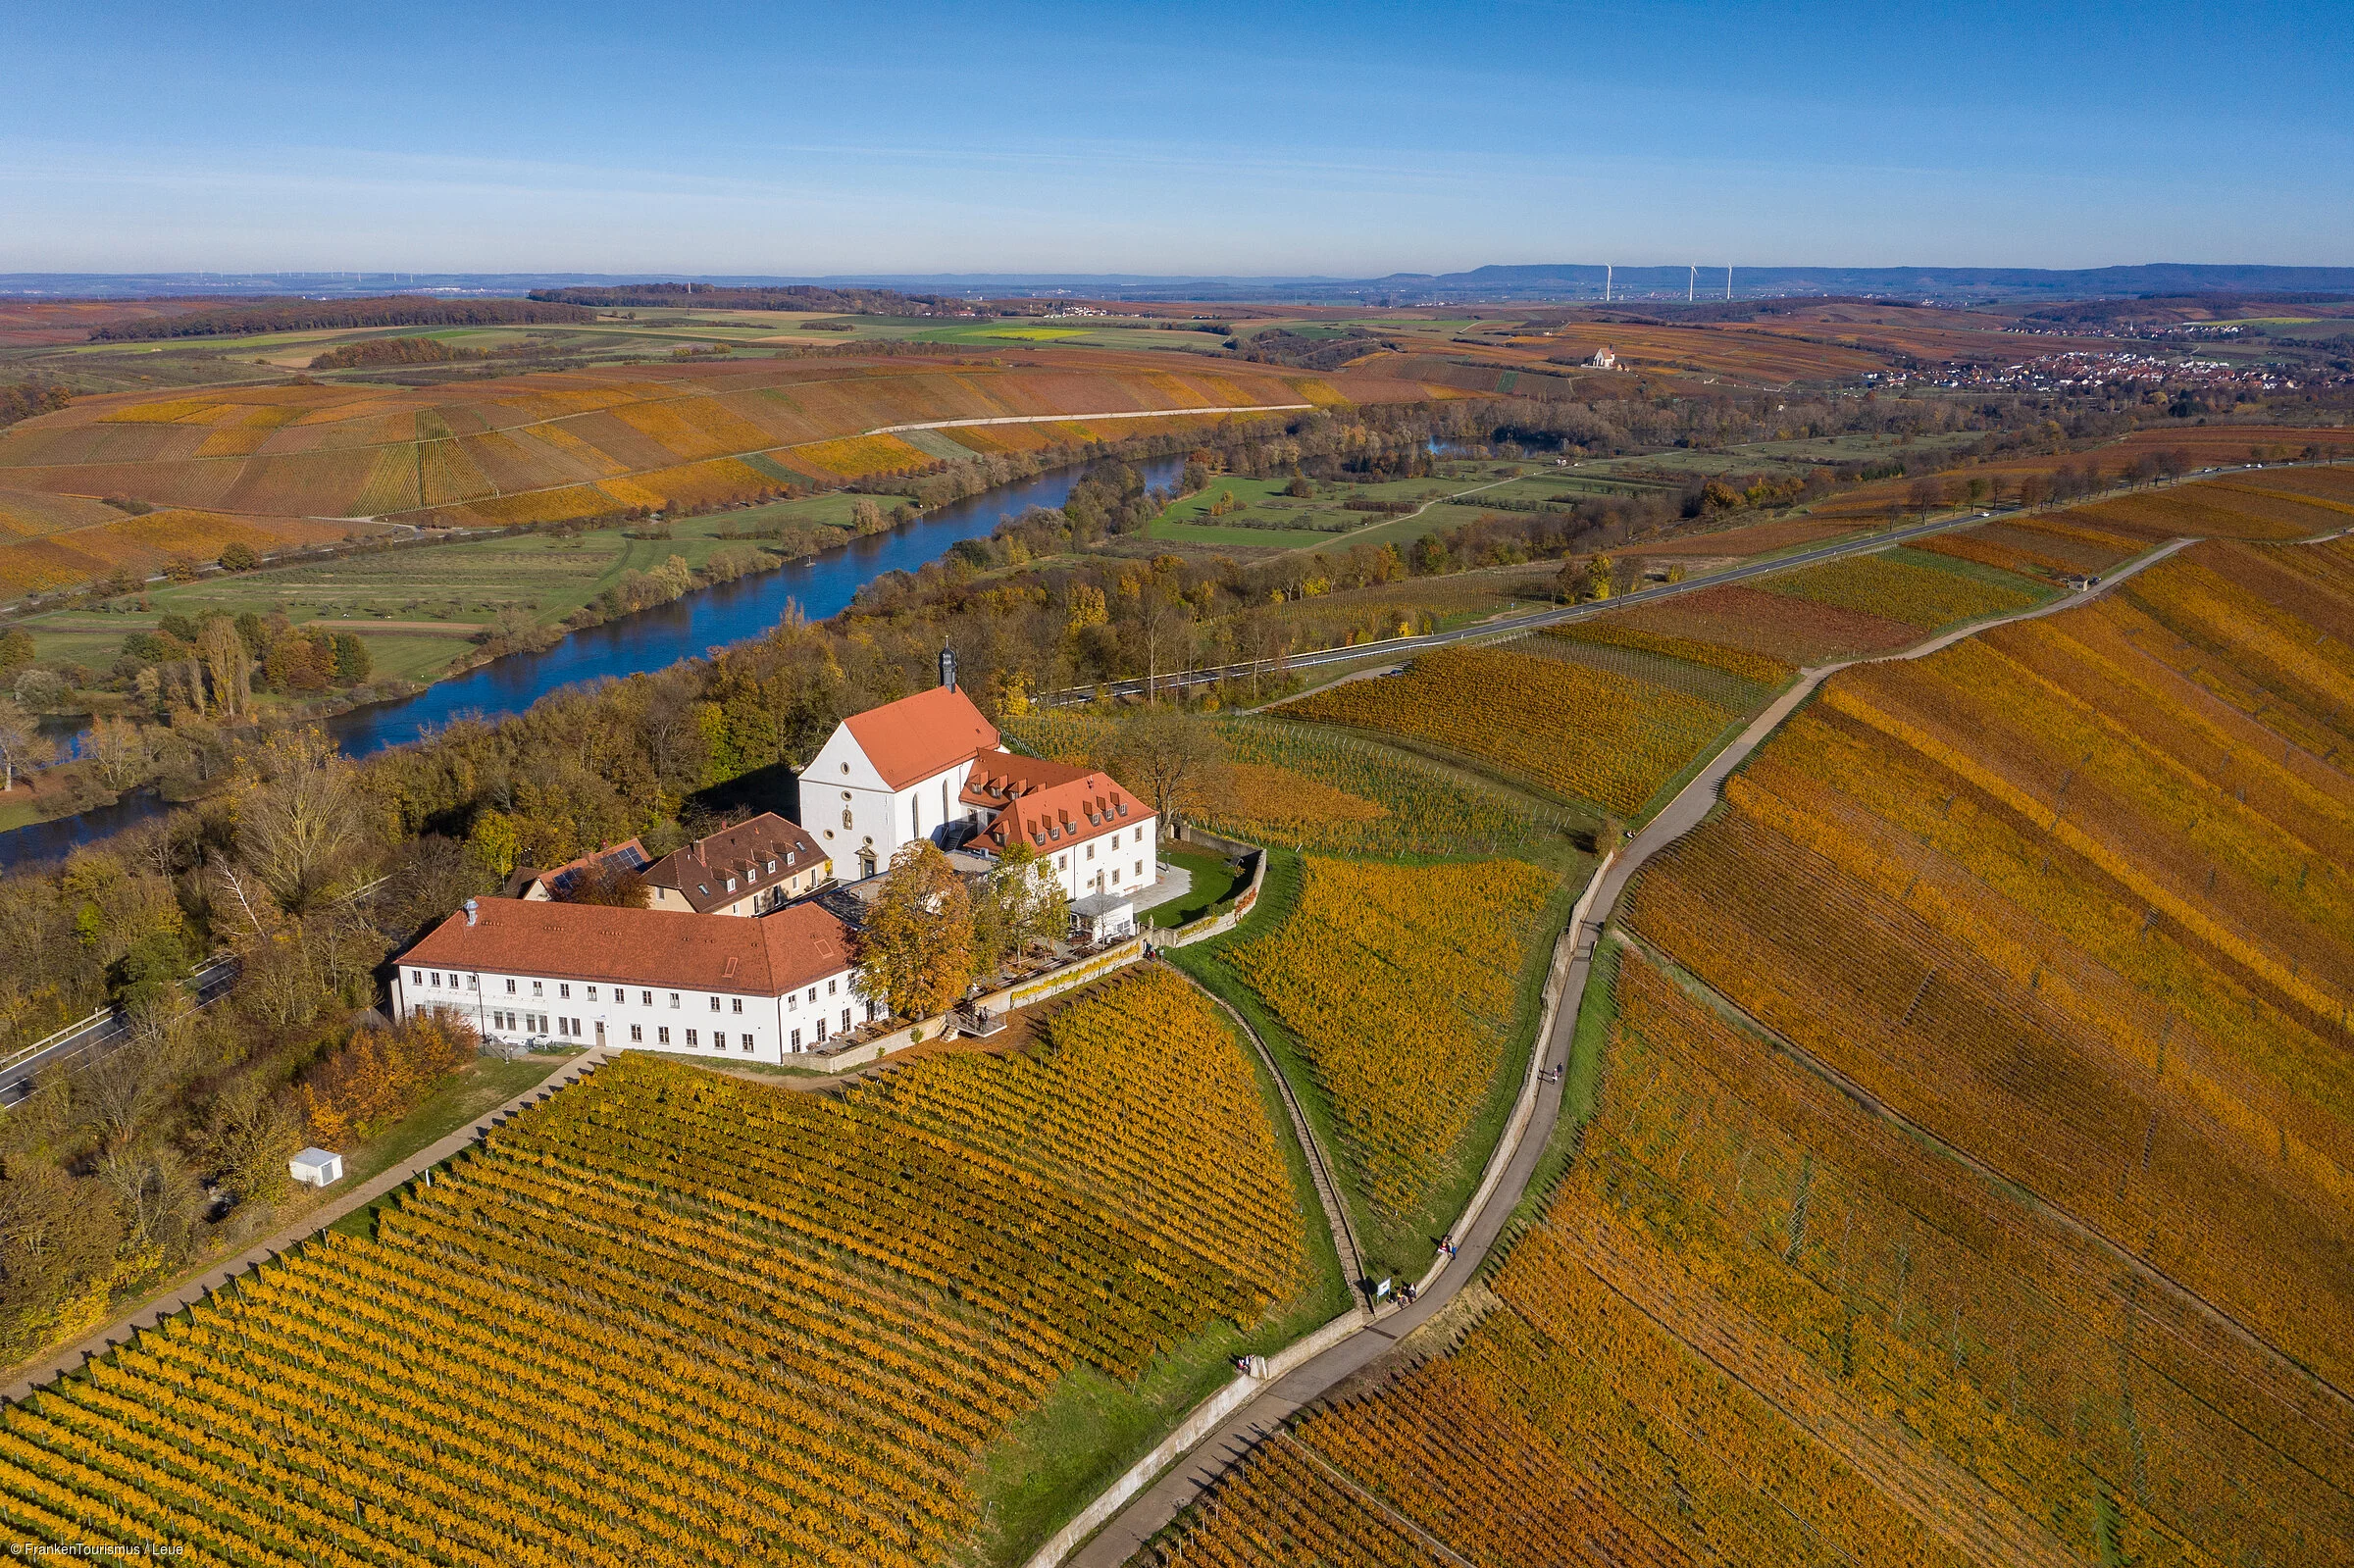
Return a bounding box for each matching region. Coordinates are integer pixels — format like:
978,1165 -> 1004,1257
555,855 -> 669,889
1027,817 -> 1159,903
392,957 -> 880,1060
802,725 -> 997,879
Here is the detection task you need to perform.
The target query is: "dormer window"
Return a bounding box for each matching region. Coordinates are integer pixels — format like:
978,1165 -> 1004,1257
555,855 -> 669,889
768,859 -> 778,873
726,879 -> 738,892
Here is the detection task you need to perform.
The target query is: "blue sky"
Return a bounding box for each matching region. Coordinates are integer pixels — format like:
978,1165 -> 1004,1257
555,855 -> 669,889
3,0 -> 2347,275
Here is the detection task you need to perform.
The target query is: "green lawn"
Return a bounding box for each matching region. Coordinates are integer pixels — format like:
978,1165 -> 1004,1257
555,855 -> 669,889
328,1050 -> 585,1239
1147,848 -> 1240,927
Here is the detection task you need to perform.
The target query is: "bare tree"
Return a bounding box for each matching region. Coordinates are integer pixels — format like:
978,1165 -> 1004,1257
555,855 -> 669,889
80,1009 -> 194,1152
1109,708 -> 1226,835
237,729 -> 366,913
0,698 -> 55,793
197,618 -> 251,719
99,1144 -> 202,1258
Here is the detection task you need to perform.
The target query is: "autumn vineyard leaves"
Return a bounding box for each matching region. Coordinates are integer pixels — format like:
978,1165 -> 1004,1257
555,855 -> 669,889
1144,531 -> 2354,1568
0,968 -> 1312,1566
8,468 -> 2354,1567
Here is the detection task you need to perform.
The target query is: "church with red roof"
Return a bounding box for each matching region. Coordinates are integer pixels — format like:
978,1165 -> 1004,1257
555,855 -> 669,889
798,652 -> 1159,903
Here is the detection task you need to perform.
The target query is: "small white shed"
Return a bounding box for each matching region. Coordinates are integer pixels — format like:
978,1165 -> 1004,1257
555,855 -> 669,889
289,1147 -> 345,1189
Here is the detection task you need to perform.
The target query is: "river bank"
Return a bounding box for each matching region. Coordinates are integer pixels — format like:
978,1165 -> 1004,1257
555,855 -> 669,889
0,454 -> 1184,866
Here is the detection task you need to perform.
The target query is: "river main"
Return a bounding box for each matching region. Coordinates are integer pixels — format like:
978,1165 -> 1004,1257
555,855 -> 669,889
0,455 -> 1182,867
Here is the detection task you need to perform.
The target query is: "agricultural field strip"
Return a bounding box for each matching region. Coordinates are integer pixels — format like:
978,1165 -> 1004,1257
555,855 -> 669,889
863,404 -> 1313,434
0,1043 -> 600,1405
1065,533 -> 2203,1568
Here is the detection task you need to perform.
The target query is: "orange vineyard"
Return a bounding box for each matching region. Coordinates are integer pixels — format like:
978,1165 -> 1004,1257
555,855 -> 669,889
0,968 -> 1312,1566
1140,533 -> 2354,1568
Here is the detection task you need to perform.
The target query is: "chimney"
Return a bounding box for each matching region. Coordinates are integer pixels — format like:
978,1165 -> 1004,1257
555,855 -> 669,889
463,898 -> 479,927
939,640 -> 957,692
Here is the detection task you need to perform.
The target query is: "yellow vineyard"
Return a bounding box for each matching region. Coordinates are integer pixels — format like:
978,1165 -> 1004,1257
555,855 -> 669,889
0,967 -> 1310,1566
1278,645 -> 1739,815
1226,855 -> 1558,1222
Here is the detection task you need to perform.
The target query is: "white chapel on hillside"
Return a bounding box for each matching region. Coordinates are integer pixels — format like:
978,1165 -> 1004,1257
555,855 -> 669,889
798,652 -> 1160,902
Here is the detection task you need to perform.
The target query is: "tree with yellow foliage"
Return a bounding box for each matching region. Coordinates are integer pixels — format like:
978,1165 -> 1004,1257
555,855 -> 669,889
852,841 -> 974,1022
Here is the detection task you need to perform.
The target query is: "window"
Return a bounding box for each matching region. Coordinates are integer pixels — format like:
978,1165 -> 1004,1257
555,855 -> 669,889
657,1027 -> 671,1044
532,981 -> 544,997
686,1030 -> 699,1047
630,1024 -> 642,1042
1109,867 -> 1118,884
409,969 -> 423,986
1087,843 -> 1096,860
827,979 -> 837,997
1057,855 -> 1068,870
587,986 -> 598,1001
814,1018 -> 828,1042
805,986 -> 817,1004
726,879 -> 737,892
709,995 -> 721,1012
506,978 -> 517,995
1135,861 -> 1145,878
467,975 -> 479,989
559,984 -> 571,1000
842,808 -> 854,830
791,1028 -> 802,1050
668,992 -> 681,1009
731,997 -> 742,1015
768,859 -> 778,874
840,1008 -> 851,1034
740,1035 -> 753,1052
430,972 -> 441,987
641,990 -> 652,1006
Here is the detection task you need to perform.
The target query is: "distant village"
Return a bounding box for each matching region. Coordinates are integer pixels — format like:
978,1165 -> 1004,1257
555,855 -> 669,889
391,652 -> 1166,1063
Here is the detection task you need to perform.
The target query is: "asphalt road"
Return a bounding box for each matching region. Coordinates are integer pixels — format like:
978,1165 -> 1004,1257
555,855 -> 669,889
0,953 -> 240,1107
1044,507 -> 1993,705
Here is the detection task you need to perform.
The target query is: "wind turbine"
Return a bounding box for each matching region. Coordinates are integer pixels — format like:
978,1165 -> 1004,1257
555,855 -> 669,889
1604,264 -> 1612,304
1725,266 -> 1733,301
1688,266 -> 1696,302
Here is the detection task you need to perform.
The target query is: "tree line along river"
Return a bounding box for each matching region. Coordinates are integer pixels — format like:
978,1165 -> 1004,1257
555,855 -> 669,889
0,455 -> 1185,869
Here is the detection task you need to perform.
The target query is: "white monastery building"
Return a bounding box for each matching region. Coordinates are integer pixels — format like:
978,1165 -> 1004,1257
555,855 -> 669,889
391,655 -> 1163,1064
798,655 -> 1158,901
393,897 -> 878,1059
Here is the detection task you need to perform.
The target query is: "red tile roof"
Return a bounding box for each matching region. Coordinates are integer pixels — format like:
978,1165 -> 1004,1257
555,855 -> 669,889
842,686 -> 1000,790
399,899 -> 854,995
642,813 -> 827,913
977,768 -> 1148,854
502,838 -> 648,900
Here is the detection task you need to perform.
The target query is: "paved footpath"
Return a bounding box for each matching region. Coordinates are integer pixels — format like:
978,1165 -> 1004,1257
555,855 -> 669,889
1060,538 -> 2198,1568
0,1048 -> 610,1405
